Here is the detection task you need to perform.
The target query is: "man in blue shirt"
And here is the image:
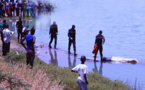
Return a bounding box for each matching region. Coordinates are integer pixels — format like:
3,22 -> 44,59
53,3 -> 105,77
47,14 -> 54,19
21,27 -> 36,69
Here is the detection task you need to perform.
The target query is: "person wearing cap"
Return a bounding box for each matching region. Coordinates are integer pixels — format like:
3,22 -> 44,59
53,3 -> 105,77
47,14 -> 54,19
94,30 -> 105,61
71,56 -> 88,90
2,24 -> 14,56
68,25 -> 77,55
49,21 -> 58,49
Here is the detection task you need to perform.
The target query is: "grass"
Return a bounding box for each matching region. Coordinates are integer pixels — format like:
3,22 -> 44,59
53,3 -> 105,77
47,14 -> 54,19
0,57 -> 63,90
4,51 -> 131,90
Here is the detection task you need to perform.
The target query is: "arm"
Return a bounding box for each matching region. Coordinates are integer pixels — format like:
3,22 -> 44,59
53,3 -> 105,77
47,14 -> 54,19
16,22 -> 18,28
49,26 -> 51,35
21,36 -> 27,50
56,26 -> 58,35
71,65 -> 79,73
84,74 -> 88,84
71,70 -> 78,73
32,36 -> 36,45
102,36 -> 105,45
68,30 -> 71,38
95,37 -> 97,45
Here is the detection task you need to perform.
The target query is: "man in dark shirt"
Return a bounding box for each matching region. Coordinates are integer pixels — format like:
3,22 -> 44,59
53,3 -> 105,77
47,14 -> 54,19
68,25 -> 77,55
16,17 -> 23,43
94,30 -> 105,61
0,20 -> 7,54
0,20 -> 7,43
49,21 -> 58,49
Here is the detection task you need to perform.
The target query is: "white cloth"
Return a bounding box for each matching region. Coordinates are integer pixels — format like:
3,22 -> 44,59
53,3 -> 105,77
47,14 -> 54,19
72,64 -> 88,83
22,27 -> 27,32
3,29 -> 12,43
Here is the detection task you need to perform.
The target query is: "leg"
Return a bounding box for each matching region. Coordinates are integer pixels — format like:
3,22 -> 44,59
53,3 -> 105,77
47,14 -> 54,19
73,40 -> 77,55
2,43 -> 6,56
94,49 -> 99,61
99,46 -> 103,60
7,42 -> 10,53
77,79 -> 88,90
49,35 -> 53,48
68,39 -> 72,54
20,32 -> 23,40
30,52 -> 35,69
17,31 -> 20,43
54,35 -> 57,48
26,52 -> 30,65
77,79 -> 82,90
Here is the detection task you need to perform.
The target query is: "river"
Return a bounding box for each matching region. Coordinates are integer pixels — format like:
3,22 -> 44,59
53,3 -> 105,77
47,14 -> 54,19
7,0 -> 145,89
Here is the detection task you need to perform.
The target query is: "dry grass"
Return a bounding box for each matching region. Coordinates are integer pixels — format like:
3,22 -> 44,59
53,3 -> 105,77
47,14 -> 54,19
0,59 -> 64,90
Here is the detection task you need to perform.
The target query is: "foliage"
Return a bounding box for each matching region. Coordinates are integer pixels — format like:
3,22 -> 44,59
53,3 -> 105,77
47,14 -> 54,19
0,70 -> 31,90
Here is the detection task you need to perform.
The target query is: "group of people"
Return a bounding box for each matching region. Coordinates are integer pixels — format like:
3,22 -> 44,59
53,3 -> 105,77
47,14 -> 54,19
49,21 -> 105,90
0,18 -> 105,89
49,21 -> 105,59
49,22 -> 78,55
0,18 -> 35,69
0,0 -> 53,18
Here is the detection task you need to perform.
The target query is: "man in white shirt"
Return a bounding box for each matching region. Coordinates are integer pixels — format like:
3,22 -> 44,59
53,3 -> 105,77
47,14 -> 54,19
71,56 -> 88,90
3,25 -> 13,56
22,25 -> 29,37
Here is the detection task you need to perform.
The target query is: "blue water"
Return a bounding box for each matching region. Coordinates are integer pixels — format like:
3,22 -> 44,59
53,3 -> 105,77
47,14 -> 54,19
48,0 -> 145,61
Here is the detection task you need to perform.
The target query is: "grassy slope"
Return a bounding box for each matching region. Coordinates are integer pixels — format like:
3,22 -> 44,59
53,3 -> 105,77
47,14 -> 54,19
4,50 -> 131,90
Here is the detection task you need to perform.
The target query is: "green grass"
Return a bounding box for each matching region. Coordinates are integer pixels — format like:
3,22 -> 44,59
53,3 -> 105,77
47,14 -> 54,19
4,51 -> 131,90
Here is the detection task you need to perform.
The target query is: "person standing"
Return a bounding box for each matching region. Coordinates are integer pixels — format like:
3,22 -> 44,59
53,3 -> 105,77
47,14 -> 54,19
2,2 -> 5,17
68,25 -> 77,55
71,56 -> 88,90
6,2 -> 10,17
0,20 -> 7,43
49,21 -> 58,49
15,1 -> 19,16
16,17 -> 23,43
21,27 -> 36,69
0,20 -> 7,54
94,30 -> 105,61
2,25 -> 13,56
22,25 -> 29,37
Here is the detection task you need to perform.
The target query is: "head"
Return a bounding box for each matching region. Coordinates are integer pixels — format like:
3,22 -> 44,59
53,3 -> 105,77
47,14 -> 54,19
26,25 -> 29,28
99,30 -> 102,34
53,21 -> 56,25
31,27 -> 35,35
81,56 -> 86,64
72,25 -> 75,29
5,24 -> 9,28
3,20 -> 6,23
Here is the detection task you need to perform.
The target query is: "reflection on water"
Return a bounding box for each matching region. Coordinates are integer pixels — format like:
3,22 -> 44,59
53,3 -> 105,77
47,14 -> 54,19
8,21 -> 35,32
49,48 -> 58,66
93,62 -> 103,76
68,54 -> 76,67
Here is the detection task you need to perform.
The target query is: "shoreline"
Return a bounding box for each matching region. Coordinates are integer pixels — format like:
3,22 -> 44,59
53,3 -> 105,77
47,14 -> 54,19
0,16 -> 33,23
0,34 -> 131,89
